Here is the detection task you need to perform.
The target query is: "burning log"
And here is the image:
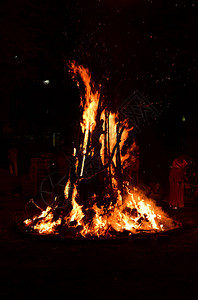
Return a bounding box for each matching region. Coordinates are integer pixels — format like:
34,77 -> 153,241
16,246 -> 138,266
116,121 -> 123,200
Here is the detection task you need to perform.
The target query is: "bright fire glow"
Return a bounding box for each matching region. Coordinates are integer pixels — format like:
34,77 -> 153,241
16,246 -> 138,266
23,61 -> 177,237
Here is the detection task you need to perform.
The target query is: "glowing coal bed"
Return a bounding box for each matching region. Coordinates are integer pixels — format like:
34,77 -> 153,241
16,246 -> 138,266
20,187 -> 179,240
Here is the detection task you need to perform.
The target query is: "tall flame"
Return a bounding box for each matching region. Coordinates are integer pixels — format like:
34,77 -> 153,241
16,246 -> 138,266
69,61 -> 100,134
69,61 -> 100,176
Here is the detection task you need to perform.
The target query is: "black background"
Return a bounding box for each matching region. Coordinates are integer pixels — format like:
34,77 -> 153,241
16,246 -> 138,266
0,0 -> 198,184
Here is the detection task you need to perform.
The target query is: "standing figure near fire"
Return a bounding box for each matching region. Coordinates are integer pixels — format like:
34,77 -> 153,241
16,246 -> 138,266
168,156 -> 188,209
8,142 -> 18,176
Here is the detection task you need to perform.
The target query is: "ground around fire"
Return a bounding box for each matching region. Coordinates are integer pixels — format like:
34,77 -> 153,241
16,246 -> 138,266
1,172 -> 198,299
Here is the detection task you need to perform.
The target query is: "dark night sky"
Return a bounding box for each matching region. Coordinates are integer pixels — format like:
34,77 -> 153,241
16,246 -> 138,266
0,0 -> 198,181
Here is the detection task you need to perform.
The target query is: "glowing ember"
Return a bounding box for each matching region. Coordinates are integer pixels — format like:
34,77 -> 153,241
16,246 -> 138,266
23,61 -> 177,238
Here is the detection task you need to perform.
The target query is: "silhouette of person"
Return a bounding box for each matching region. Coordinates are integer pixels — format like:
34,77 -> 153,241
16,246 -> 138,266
168,156 -> 188,209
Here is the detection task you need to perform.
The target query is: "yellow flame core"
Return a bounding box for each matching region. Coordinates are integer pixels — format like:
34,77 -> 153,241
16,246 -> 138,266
67,184 -> 84,225
23,61 -> 177,237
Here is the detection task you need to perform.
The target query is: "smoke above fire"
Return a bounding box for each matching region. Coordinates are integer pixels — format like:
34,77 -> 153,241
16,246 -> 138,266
23,61 -> 177,238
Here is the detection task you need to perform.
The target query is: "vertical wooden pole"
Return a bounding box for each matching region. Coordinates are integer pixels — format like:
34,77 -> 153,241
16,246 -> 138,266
116,122 -> 123,200
104,109 -> 108,164
107,110 -> 112,189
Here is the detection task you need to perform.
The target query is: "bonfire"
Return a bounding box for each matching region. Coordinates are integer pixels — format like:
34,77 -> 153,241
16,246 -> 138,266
23,61 -> 176,238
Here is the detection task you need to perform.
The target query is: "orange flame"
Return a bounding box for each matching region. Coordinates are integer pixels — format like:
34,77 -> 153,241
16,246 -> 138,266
24,206 -> 61,235
67,184 -> 84,226
69,61 -> 100,134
